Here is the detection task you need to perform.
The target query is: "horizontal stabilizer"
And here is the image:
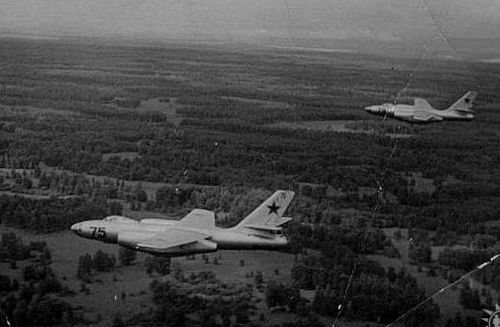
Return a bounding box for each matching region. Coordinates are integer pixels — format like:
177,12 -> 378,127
245,224 -> 283,232
454,108 -> 474,113
177,209 -> 215,230
273,216 -> 292,227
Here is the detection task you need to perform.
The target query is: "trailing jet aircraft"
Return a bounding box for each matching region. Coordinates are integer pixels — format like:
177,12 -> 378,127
364,91 -> 477,123
71,190 -> 294,257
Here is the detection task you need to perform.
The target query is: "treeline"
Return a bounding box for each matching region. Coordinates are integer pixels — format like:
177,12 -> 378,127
77,248 -> 138,284
285,222 -> 391,255
5,167 -> 146,205
438,248 -> 494,271
397,195 -> 500,233
153,186 -> 381,230
0,195 -> 112,232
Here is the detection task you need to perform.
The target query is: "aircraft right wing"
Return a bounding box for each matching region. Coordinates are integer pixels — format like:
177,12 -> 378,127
412,111 -> 443,122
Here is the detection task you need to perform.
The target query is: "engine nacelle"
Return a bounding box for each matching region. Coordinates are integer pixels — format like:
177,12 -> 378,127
117,231 -> 156,249
147,239 -> 217,257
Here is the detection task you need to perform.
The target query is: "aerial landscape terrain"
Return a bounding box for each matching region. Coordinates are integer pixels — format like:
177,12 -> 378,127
0,34 -> 500,327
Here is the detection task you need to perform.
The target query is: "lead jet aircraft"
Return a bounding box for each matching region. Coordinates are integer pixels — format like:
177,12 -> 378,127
364,91 -> 477,123
71,190 -> 294,257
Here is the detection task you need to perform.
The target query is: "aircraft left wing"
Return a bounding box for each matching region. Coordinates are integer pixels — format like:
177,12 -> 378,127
412,111 -> 443,122
177,209 -> 215,230
135,228 -> 216,255
414,98 -> 433,110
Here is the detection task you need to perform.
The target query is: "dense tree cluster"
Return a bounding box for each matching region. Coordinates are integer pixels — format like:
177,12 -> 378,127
289,220 -> 439,326
285,222 -> 390,255
0,194 -> 111,232
2,296 -> 75,327
118,247 -> 136,266
93,250 -> 117,272
438,248 -> 493,271
0,232 -> 31,261
144,278 -> 260,327
444,313 -> 482,327
147,280 -> 208,327
408,229 -> 432,265
265,281 -> 301,312
294,253 -> 440,325
458,284 -> 482,310
76,250 -> 117,281
145,256 -> 171,276
0,232 -> 75,327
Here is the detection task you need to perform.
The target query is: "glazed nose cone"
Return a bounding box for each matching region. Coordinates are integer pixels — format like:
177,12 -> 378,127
70,223 -> 81,234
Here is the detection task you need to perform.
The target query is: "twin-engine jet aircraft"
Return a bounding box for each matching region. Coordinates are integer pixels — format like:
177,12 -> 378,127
365,91 -> 477,123
71,190 -> 294,257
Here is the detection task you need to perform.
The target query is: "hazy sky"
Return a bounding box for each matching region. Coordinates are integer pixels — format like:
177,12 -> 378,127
1,0 -> 499,42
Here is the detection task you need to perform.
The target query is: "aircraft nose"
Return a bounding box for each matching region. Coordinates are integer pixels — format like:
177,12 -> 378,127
365,105 -> 375,112
71,223 -> 81,235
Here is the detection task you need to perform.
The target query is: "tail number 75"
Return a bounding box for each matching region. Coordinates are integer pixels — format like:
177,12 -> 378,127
90,227 -> 106,239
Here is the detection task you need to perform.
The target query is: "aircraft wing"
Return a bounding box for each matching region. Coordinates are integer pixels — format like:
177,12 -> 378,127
177,209 -> 215,230
413,111 -> 443,122
136,228 -> 212,254
414,98 -> 433,110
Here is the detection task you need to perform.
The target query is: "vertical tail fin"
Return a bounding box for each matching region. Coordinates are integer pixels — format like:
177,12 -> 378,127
446,91 -> 477,112
234,190 -> 295,229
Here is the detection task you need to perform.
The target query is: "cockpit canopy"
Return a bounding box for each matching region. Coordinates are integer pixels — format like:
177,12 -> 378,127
380,103 -> 395,114
102,215 -> 138,224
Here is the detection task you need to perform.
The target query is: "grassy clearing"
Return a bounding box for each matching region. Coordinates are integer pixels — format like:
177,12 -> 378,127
177,250 -> 295,285
137,97 -> 183,127
404,172 -> 436,194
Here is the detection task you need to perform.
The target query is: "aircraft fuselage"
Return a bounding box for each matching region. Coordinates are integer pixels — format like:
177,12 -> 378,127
71,218 -> 288,256
365,103 -> 474,123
